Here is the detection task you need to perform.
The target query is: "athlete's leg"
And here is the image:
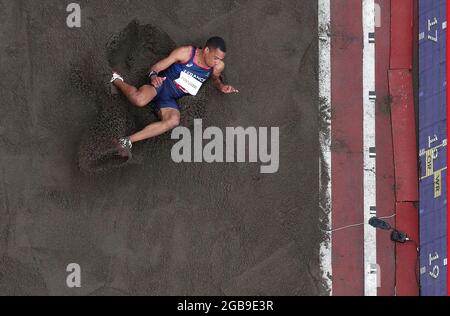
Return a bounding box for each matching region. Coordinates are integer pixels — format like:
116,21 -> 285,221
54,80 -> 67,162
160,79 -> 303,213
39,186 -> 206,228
113,79 -> 157,107
129,108 -> 181,144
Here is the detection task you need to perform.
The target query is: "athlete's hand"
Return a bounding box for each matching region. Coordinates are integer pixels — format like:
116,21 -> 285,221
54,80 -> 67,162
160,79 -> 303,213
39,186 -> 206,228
221,85 -> 239,94
151,76 -> 167,88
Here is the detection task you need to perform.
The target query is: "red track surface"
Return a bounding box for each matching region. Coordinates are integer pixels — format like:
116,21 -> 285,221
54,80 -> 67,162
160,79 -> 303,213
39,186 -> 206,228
389,70 -> 419,203
331,0 -> 419,296
389,0 -> 419,296
390,0 -> 413,70
395,202 -> 420,296
331,0 -> 364,295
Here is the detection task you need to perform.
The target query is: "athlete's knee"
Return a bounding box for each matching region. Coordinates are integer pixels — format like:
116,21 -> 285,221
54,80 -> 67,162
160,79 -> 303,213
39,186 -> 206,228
134,93 -> 150,108
165,116 -> 180,130
131,89 -> 153,107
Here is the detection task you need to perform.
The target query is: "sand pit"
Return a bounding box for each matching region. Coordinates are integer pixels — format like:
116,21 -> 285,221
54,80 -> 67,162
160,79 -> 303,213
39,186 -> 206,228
78,20 -> 214,174
0,1 -> 322,296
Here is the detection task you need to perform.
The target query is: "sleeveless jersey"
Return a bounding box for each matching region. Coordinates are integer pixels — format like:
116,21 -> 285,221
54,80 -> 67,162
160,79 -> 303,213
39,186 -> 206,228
163,46 -> 213,96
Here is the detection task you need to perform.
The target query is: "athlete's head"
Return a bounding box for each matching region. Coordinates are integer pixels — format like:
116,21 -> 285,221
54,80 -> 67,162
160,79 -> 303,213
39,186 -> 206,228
203,36 -> 226,67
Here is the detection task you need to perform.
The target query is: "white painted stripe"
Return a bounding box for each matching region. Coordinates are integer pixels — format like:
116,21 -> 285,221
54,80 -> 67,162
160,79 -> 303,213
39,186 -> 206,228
363,0 -> 377,296
319,0 -> 332,295
419,32 -> 425,41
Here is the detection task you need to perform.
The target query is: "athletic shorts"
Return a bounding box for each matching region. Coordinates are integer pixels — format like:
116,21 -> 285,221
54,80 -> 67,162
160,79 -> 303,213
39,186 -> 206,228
149,77 -> 186,112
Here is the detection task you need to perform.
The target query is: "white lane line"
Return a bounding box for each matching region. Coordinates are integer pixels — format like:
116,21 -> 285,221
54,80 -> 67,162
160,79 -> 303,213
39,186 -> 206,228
319,0 -> 332,296
363,0 -> 378,296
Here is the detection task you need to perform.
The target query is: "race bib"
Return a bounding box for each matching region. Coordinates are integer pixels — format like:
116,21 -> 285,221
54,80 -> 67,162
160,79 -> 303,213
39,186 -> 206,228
175,71 -> 203,96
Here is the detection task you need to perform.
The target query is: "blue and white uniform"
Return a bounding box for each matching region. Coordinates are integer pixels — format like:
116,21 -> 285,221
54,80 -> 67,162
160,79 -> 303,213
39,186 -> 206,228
150,46 -> 213,111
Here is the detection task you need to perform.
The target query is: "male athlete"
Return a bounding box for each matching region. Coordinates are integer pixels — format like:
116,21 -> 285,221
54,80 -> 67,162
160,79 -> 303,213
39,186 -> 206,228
110,36 -> 238,157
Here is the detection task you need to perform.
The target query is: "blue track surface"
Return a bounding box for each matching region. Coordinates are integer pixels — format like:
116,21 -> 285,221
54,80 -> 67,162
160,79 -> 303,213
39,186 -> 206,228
418,0 -> 447,296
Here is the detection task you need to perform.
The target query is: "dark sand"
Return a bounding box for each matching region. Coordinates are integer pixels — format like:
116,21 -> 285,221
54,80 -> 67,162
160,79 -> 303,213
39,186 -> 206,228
0,0 -> 323,295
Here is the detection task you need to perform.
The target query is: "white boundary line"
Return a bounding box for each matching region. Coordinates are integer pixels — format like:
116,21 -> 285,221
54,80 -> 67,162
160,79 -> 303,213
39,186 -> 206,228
362,0 -> 377,296
319,0 -> 332,295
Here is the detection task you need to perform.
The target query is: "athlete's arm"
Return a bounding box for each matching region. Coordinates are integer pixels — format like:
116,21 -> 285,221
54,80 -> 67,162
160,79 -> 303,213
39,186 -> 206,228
212,62 -> 239,94
148,46 -> 192,88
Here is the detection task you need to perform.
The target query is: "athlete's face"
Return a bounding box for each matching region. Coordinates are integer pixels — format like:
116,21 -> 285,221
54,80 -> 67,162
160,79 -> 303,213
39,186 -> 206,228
204,47 -> 226,67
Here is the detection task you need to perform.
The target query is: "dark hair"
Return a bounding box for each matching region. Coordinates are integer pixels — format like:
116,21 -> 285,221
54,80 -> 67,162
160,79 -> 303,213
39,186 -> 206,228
205,37 -> 227,53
